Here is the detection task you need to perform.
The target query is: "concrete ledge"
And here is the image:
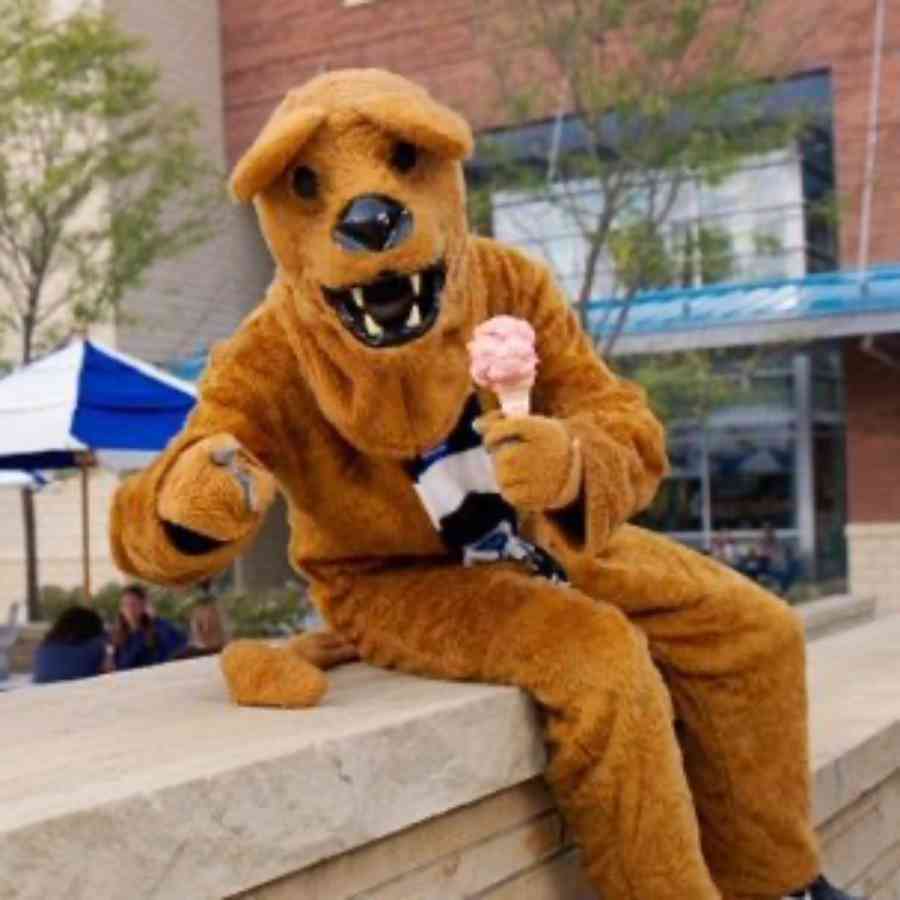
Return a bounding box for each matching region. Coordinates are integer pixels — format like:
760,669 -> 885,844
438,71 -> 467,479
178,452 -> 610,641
798,594 -> 877,641
2,617 -> 900,900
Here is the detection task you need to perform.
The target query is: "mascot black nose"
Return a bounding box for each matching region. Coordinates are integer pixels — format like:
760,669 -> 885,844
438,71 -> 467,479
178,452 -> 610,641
333,194 -> 413,253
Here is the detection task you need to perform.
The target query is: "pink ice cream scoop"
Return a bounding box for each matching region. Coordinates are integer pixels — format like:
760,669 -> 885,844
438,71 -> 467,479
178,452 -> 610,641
468,315 -> 538,415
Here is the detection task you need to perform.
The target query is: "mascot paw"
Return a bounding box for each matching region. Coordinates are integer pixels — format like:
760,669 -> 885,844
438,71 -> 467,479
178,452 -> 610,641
289,631 -> 360,670
477,412 -> 582,512
158,434 -> 276,545
220,640 -> 328,708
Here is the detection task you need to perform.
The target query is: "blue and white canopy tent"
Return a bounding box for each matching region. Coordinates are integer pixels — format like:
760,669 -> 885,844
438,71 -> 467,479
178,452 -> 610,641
0,471 -> 47,490
0,340 -> 197,598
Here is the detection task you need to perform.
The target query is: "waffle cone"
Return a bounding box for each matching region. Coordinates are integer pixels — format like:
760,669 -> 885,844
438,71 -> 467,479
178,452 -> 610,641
496,381 -> 532,416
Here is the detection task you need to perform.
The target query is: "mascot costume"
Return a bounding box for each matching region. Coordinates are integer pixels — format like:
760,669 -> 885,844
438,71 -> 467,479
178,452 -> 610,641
110,70 -> 860,900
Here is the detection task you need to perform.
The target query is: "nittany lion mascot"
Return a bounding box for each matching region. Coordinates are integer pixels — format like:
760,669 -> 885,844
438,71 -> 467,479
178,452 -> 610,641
110,69 -> 857,900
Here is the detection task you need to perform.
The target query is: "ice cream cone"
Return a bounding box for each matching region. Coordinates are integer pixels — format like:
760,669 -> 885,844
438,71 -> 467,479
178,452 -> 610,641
468,315 -> 538,415
496,381 -> 532,416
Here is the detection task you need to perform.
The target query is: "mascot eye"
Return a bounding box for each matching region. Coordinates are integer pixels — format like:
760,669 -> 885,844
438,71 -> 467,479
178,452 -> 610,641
390,141 -> 418,174
291,166 -> 319,199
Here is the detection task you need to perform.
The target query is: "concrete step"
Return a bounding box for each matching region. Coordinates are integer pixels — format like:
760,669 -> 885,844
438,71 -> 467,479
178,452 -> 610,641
800,594 -> 878,641
809,615 -> 900,898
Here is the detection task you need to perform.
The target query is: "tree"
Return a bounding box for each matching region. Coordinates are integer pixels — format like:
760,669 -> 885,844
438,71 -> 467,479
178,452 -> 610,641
622,350 -> 744,425
620,349 -> 751,548
471,0 -> 822,353
0,0 -> 220,619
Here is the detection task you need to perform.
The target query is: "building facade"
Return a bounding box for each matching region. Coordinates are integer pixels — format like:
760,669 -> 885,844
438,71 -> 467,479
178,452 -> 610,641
218,0 -> 900,607
0,0 -> 272,619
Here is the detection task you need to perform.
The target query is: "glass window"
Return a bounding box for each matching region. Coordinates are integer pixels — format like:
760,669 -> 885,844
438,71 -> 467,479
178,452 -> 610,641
635,433 -> 703,532
635,478 -> 703,533
491,148 -> 808,303
708,422 -> 796,531
813,422 -> 847,582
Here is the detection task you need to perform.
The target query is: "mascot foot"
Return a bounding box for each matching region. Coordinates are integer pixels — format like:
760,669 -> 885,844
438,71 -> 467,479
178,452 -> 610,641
788,875 -> 865,899
288,630 -> 359,670
220,640 -> 328,708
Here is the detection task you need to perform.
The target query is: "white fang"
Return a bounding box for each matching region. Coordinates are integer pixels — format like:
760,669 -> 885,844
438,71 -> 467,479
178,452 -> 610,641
364,313 -> 382,337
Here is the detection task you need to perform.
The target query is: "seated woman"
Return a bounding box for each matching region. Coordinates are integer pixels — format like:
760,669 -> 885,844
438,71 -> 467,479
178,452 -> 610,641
175,591 -> 229,659
111,583 -> 186,670
34,605 -> 108,684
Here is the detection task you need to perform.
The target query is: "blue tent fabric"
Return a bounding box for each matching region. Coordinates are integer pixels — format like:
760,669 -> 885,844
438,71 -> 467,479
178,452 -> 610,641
0,340 -> 197,473
72,342 -> 196,452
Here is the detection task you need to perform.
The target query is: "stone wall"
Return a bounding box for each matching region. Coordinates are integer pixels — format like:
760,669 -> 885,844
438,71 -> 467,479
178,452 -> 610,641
2,614 -> 899,900
237,780 -> 594,900
821,762 -> 900,899
847,523 -> 900,614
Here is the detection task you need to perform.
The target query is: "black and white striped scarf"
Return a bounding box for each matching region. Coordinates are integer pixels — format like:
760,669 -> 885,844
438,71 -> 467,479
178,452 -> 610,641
407,395 -> 567,582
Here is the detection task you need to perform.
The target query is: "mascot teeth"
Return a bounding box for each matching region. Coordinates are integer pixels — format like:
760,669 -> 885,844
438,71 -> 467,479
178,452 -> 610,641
363,313 -> 383,338
322,261 -> 446,348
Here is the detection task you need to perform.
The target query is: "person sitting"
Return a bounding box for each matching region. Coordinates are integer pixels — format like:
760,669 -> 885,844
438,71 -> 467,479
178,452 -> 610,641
175,591 -> 229,659
111,583 -> 186,670
741,525 -> 800,594
34,605 -> 108,684
709,532 -> 739,567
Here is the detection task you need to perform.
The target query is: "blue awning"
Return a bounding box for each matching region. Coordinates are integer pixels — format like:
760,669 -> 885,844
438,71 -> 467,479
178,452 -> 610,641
586,266 -> 900,355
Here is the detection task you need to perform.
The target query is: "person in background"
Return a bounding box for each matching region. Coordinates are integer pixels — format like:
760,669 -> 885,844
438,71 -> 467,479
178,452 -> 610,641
34,605 -> 108,684
175,585 -> 229,659
190,595 -> 228,654
709,532 -> 739,567
112,583 -> 186,670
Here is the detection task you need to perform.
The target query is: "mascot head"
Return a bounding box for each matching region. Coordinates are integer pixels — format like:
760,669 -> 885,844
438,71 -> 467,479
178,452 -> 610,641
230,69 -> 475,354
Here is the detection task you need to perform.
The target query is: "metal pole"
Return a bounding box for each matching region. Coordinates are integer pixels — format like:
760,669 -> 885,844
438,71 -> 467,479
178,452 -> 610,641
80,459 -> 91,602
700,422 -> 712,551
793,353 -> 816,579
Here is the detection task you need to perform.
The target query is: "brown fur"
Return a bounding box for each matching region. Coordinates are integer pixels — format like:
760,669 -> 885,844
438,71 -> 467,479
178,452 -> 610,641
110,69 -> 819,899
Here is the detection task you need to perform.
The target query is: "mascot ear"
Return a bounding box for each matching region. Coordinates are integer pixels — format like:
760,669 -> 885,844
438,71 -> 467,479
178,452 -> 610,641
355,92 -> 474,161
229,105 -> 326,203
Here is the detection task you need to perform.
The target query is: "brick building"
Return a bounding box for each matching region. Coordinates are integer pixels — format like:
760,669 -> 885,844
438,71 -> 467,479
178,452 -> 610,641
216,0 -> 900,606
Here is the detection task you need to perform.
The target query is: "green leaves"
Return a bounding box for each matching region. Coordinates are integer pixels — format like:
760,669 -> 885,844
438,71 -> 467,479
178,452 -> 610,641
0,0 -> 220,362
623,350 -> 745,424
474,0 -> 815,350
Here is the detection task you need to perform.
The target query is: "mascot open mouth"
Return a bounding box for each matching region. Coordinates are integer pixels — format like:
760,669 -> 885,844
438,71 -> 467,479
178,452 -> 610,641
322,262 -> 446,348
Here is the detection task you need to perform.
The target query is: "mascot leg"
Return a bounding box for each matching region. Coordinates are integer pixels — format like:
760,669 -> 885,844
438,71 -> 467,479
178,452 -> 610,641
592,525 -> 820,900
323,564 -> 721,900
